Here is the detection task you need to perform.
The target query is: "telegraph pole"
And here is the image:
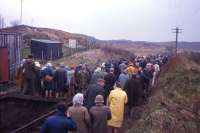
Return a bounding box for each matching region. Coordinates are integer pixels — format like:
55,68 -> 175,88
20,0 -> 23,24
172,27 -> 182,56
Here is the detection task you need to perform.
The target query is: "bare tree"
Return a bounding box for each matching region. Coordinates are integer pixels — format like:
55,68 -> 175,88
10,20 -> 20,26
0,14 -> 6,29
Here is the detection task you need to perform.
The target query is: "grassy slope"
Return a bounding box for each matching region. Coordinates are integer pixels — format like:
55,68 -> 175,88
53,49 -> 124,67
127,54 -> 200,133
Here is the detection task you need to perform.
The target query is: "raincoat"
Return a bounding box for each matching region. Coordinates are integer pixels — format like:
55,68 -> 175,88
107,86 -> 128,127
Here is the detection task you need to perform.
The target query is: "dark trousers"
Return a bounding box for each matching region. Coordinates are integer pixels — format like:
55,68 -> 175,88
24,78 -> 36,95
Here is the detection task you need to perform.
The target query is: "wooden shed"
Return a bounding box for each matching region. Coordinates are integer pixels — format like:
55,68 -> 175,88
31,39 -> 63,60
0,33 -> 22,82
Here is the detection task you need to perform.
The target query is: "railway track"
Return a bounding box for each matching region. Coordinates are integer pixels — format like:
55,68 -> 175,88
0,93 -> 72,133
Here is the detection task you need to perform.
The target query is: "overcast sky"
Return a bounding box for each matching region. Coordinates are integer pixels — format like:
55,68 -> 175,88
0,0 -> 200,41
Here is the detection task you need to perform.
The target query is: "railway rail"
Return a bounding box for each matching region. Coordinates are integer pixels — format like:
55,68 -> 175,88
0,93 -> 72,133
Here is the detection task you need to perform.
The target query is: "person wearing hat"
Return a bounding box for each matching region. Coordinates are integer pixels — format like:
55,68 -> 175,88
89,95 -> 111,133
84,78 -> 105,109
40,102 -> 77,133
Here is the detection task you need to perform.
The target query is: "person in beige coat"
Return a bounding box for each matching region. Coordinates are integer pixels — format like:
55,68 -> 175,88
68,93 -> 90,133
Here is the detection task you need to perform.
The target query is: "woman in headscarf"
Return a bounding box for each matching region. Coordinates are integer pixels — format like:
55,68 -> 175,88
67,93 -> 90,133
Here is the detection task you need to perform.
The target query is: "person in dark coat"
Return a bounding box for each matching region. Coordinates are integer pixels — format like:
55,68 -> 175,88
74,64 -> 82,89
105,61 -> 112,73
76,65 -> 90,93
40,102 -> 77,133
84,78 -> 105,109
22,55 -> 37,95
89,95 -> 111,133
140,65 -> 153,90
118,70 -> 129,89
41,63 -> 54,98
34,61 -> 42,96
113,61 -> 121,80
90,67 -> 105,85
139,59 -> 147,69
104,68 -> 116,103
119,61 -> 127,73
124,74 -> 143,117
54,63 -> 67,98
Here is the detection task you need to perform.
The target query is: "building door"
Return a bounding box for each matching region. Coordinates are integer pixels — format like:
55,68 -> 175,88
0,48 -> 9,82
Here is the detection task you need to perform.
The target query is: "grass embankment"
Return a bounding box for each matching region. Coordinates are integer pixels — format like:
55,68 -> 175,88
127,53 -> 200,133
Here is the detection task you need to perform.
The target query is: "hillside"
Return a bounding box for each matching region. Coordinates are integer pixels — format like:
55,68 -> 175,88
0,25 -> 199,56
0,25 -> 100,48
127,53 -> 200,133
102,40 -> 200,52
53,49 -> 125,67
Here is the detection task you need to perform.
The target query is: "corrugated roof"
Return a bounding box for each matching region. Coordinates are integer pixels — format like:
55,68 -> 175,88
31,39 -> 61,44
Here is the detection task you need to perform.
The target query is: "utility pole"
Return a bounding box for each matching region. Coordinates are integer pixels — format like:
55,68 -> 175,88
172,27 -> 182,56
20,0 -> 23,25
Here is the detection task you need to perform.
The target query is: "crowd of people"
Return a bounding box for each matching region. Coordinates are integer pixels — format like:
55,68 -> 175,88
16,54 -> 169,133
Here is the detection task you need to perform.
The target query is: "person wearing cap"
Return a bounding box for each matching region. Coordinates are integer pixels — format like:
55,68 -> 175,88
40,102 -> 77,133
68,93 -> 90,133
107,82 -> 128,133
84,78 -> 105,109
22,55 -> 37,95
89,95 -> 111,133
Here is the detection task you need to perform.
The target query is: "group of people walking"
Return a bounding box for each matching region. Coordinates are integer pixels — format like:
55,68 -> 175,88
37,54 -> 169,133
41,89 -> 127,133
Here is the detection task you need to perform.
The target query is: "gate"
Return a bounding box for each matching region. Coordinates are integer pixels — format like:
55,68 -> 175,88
0,33 -> 22,81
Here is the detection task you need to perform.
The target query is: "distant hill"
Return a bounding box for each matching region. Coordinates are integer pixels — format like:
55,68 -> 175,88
152,41 -> 200,51
0,25 -> 199,55
103,40 -> 200,51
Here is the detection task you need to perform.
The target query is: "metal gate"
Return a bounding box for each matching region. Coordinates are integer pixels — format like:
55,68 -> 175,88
0,48 -> 9,82
0,33 -> 22,81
